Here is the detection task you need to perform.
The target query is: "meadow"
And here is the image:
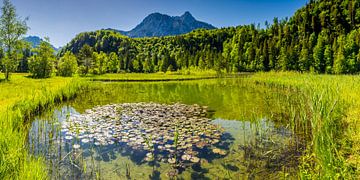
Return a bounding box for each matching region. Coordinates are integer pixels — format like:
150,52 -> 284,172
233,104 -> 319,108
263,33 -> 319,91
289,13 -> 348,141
0,72 -> 359,179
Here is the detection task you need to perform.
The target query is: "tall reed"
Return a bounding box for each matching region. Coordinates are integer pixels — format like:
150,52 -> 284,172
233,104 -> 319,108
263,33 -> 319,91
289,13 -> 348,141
0,75 -> 83,179
250,72 -> 358,178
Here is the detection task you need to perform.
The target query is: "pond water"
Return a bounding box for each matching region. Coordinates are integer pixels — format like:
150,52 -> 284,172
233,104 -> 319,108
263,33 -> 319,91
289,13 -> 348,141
28,78 -> 303,179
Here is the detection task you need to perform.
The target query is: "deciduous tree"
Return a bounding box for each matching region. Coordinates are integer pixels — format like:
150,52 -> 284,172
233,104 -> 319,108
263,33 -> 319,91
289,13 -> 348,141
58,51 -> 78,77
0,0 -> 28,80
28,39 -> 56,78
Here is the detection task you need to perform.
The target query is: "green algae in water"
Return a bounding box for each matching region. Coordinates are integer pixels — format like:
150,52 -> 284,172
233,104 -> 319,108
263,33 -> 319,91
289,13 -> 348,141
28,78 -> 303,179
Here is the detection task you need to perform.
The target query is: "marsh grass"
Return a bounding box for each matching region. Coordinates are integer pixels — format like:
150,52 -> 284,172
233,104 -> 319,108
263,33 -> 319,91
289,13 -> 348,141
0,74 -> 83,179
250,72 -> 359,178
88,72 -> 219,82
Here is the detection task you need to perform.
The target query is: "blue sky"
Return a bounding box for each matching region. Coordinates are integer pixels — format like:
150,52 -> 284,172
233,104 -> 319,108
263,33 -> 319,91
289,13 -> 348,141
11,0 -> 308,47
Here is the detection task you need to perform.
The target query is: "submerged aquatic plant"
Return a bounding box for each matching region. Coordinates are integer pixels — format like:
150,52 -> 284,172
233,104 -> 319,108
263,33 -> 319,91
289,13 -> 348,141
142,134 -> 155,162
125,162 -> 131,179
172,126 -> 180,166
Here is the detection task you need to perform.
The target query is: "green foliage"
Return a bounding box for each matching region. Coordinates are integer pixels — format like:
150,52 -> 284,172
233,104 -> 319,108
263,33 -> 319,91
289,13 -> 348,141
279,47 -> 289,71
17,42 -> 32,73
0,0 -> 28,80
0,74 -> 81,179
334,36 -> 347,74
60,28 -> 234,74
324,45 -> 333,73
58,51 -> 78,77
1,51 -> 22,80
28,40 -> 56,78
251,72 -> 360,178
92,51 -> 108,75
313,32 -> 326,73
108,52 -> 119,73
59,0 -> 360,75
78,44 -> 93,75
299,43 -> 310,72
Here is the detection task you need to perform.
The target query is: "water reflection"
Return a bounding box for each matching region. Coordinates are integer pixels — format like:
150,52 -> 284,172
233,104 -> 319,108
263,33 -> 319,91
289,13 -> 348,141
29,109 -> 299,179
28,79 -> 302,179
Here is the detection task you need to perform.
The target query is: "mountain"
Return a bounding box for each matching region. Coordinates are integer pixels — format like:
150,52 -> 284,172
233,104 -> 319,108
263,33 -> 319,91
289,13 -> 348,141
112,11 -> 216,37
62,0 -> 360,75
24,36 -> 58,51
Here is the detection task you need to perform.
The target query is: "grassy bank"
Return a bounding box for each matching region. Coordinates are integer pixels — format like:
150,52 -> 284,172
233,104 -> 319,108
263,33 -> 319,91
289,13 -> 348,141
248,72 -> 360,178
88,71 -> 220,82
1,72 -> 360,179
88,73 -> 218,82
0,74 -> 83,179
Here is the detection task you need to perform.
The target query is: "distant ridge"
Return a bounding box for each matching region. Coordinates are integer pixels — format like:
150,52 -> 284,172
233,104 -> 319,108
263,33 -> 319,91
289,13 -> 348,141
110,11 -> 216,38
23,36 -> 58,51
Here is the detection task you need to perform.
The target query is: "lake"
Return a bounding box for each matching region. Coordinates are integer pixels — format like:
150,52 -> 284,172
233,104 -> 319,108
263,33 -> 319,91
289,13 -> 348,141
28,78 -> 304,179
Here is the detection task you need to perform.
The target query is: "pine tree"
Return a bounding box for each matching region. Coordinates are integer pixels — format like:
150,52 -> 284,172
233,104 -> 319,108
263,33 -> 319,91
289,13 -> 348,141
78,44 -> 93,75
299,43 -> 310,72
324,45 -> 333,74
333,36 -> 347,74
313,33 -> 326,73
279,47 -> 289,71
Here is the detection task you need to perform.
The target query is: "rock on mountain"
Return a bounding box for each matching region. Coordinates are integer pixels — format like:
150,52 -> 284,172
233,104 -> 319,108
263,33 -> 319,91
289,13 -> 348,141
113,11 -> 216,37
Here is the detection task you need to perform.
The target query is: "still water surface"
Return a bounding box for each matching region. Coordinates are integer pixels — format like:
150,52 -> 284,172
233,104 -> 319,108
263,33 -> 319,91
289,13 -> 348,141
28,79 -> 302,179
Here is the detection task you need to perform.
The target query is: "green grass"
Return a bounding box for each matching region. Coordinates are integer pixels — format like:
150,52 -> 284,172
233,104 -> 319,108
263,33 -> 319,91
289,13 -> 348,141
1,72 -> 360,179
88,72 -> 219,82
249,71 -> 360,178
0,73 -> 83,179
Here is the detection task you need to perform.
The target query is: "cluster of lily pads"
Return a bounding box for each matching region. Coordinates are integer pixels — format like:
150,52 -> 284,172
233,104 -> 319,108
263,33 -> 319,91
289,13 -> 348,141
61,102 -> 228,165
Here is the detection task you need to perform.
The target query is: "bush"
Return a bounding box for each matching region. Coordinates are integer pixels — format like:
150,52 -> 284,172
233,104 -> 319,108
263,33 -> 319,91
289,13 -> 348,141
78,66 -> 87,76
58,51 -> 78,77
28,41 -> 56,78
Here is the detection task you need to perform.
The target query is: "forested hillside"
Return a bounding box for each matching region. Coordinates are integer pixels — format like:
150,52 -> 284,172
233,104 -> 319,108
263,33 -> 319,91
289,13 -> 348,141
59,28 -> 234,73
59,0 -> 360,74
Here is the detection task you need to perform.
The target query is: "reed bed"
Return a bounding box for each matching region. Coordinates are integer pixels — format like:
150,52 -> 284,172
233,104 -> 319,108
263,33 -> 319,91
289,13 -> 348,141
0,74 -> 83,179
249,71 -> 360,178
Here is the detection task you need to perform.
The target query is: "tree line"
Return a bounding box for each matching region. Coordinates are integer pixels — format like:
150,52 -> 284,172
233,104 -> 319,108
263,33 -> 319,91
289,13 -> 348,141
59,0 -> 360,75
1,0 -> 360,80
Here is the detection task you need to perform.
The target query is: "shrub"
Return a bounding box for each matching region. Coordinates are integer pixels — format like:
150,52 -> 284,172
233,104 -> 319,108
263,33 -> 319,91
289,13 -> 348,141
28,40 -> 56,78
58,51 -> 78,77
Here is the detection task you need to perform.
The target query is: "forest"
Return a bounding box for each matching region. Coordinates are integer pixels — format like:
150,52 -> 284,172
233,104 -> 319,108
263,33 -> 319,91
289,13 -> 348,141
50,0 -> 360,75
0,0 -> 357,78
